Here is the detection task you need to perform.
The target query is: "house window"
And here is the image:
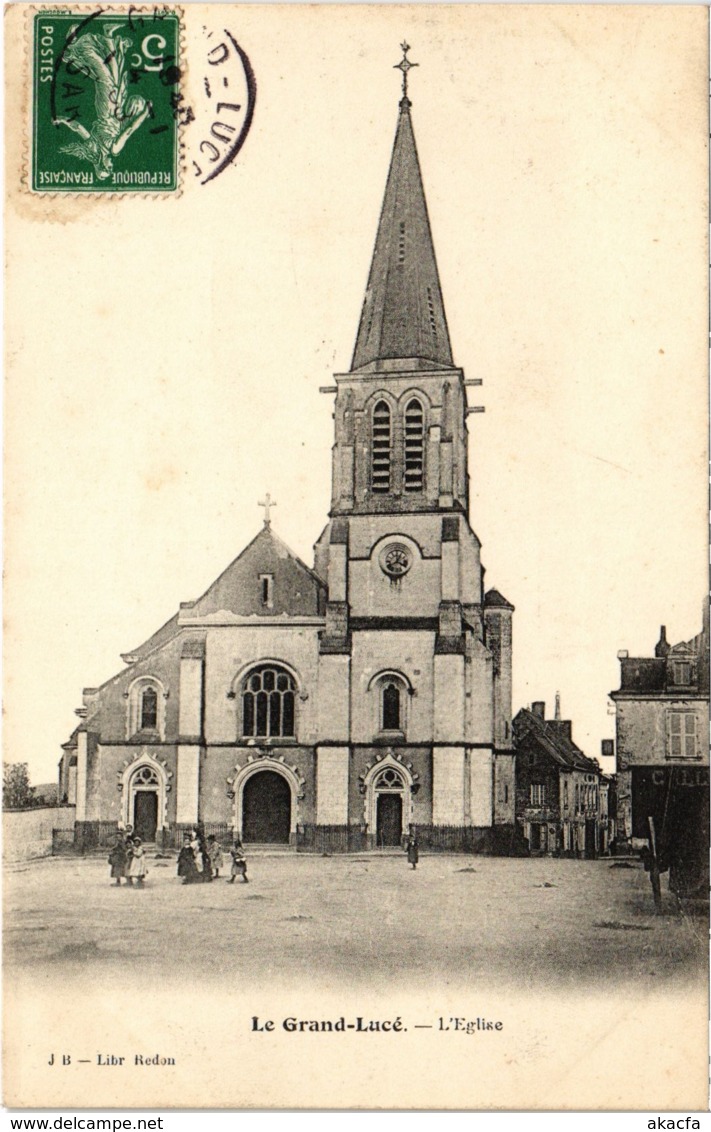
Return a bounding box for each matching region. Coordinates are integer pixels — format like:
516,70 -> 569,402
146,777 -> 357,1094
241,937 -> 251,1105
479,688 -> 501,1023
140,686 -> 158,730
259,574 -> 274,609
667,711 -> 698,759
371,400 -> 392,493
504,784 -> 509,804
672,661 -> 692,685
242,665 -> 296,738
563,780 -> 569,810
530,784 -> 546,806
403,398 -> 424,492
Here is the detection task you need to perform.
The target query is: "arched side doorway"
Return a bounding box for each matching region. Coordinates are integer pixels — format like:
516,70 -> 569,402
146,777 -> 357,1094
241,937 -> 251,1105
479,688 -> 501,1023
243,770 -> 291,843
377,791 -> 403,847
363,758 -> 413,848
120,757 -> 170,843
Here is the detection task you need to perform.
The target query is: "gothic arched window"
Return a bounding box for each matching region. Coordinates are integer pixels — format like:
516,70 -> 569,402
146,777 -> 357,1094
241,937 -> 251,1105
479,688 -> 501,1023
242,665 -> 296,738
403,397 -> 424,492
371,400 -> 392,493
140,686 -> 158,730
126,677 -> 166,740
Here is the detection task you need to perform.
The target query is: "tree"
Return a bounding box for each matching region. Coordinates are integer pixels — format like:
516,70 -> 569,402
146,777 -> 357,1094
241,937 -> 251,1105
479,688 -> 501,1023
3,762 -> 34,809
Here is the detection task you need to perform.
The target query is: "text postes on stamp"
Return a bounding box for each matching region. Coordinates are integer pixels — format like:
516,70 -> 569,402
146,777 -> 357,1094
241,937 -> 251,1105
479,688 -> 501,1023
32,9 -> 181,193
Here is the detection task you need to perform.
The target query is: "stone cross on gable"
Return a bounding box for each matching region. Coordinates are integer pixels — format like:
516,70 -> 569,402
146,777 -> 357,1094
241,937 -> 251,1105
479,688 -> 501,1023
258,493 -> 277,528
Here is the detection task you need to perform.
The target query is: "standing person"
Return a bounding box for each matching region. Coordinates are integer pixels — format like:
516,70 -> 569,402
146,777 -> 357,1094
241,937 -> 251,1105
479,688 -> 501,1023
207,834 -> 224,878
405,828 -> 419,870
177,833 -> 197,885
229,839 -> 248,883
190,828 -> 213,883
189,829 -> 204,882
128,837 -> 147,887
198,826 -> 213,883
123,827 -> 135,886
108,834 -> 127,886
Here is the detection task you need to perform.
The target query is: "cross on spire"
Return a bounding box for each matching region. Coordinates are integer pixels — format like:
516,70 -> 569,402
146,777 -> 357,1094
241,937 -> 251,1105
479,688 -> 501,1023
258,492 -> 277,528
394,41 -> 418,103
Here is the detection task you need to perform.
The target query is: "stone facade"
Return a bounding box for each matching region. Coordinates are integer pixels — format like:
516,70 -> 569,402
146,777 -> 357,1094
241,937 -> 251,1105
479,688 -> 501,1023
61,86 -> 515,853
611,606 -> 709,888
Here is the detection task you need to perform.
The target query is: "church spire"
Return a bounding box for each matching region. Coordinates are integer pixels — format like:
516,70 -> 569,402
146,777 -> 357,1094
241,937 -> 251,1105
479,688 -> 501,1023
351,48 -> 454,373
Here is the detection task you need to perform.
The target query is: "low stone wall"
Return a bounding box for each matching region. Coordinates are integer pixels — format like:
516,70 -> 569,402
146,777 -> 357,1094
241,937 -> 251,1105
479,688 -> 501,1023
3,805 -> 76,862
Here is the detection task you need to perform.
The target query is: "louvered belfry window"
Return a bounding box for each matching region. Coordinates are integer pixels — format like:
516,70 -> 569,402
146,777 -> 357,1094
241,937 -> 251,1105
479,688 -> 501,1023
371,400 -> 392,493
404,398 -> 424,492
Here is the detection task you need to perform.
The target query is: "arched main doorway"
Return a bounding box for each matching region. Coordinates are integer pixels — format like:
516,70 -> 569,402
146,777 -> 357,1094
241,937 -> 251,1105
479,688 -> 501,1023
242,770 -> 291,843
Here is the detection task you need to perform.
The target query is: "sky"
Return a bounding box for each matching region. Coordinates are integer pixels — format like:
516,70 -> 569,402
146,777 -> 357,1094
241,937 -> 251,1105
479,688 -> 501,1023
5,4 -> 708,784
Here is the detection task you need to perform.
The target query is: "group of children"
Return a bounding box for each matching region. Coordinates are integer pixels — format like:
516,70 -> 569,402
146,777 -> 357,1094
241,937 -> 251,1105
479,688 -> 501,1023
176,829 -> 249,885
107,826 -> 248,887
107,828 -> 147,886
108,826 -> 418,887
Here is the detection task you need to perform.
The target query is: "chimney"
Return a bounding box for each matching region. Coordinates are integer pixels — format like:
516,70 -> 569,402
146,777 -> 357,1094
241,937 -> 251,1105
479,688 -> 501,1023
655,625 -> 670,658
531,701 -> 545,720
554,691 -> 561,721
551,720 -> 572,741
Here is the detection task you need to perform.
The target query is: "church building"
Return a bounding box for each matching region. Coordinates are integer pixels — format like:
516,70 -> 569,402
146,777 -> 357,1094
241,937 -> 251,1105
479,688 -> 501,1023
61,51 -> 516,853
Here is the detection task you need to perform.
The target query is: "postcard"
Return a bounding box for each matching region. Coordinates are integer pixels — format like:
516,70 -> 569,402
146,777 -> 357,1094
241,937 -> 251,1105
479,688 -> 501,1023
4,3 -> 708,1111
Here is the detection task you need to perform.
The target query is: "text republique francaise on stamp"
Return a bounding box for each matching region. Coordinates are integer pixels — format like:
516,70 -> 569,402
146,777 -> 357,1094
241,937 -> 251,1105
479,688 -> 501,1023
32,9 -> 181,192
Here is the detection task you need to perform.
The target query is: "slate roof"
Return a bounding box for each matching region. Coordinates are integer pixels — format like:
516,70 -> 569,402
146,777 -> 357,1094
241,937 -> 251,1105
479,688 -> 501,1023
513,707 -> 600,774
614,622 -> 709,695
351,98 -> 454,373
484,588 -> 515,611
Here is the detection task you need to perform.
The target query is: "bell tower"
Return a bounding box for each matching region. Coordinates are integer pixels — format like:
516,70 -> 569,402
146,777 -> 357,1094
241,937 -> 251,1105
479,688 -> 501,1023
314,47 -> 514,848
327,45 -> 480,519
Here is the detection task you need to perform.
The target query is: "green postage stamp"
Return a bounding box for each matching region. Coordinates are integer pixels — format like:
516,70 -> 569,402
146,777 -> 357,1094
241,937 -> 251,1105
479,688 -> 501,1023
32,9 -> 181,192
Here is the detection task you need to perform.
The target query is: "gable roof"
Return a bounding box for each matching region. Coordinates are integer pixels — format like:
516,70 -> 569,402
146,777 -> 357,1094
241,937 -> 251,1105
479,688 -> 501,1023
188,526 -> 325,619
124,526 -> 325,661
513,707 -> 600,774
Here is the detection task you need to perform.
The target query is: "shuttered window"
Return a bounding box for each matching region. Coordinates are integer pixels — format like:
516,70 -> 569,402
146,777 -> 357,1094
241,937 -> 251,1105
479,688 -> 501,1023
667,711 -> 697,759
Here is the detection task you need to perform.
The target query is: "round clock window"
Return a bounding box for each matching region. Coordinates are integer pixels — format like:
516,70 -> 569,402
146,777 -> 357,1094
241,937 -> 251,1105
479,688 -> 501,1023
379,543 -> 412,579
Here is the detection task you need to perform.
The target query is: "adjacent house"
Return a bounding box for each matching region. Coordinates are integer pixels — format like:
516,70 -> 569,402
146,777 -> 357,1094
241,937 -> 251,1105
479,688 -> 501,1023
513,700 -> 609,857
610,603 -> 709,895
